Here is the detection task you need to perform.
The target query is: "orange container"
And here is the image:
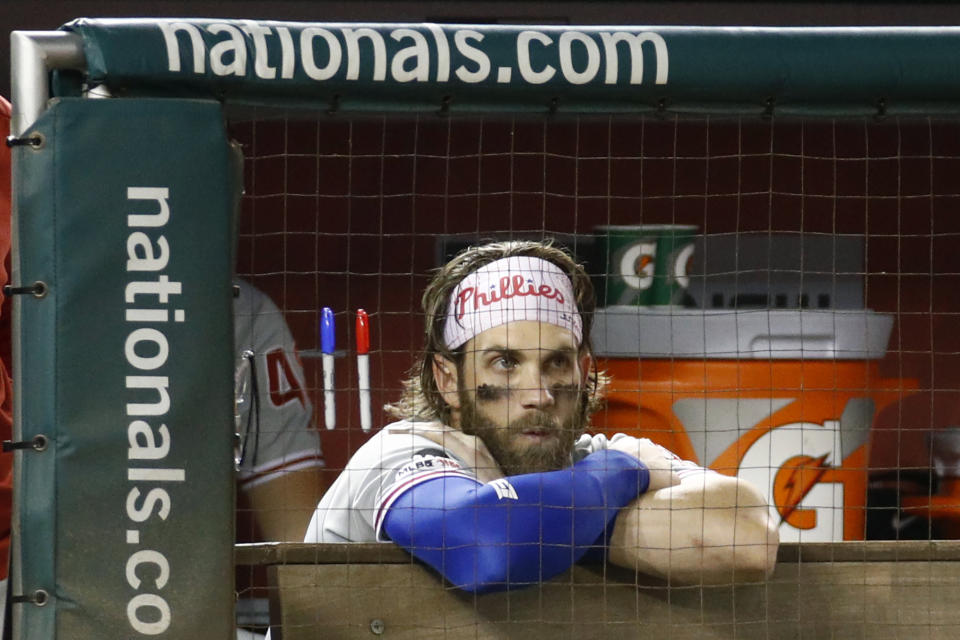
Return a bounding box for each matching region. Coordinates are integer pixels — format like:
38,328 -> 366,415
592,308 -> 917,542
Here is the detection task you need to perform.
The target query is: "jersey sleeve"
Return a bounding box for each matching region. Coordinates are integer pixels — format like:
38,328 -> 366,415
303,426 -> 477,543
576,432 -> 717,481
381,449 -> 650,593
371,439 -> 477,540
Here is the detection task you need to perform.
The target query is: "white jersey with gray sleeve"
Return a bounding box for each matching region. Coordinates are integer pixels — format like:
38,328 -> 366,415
233,280 -> 324,489
303,424 -> 708,544
303,420 -> 481,543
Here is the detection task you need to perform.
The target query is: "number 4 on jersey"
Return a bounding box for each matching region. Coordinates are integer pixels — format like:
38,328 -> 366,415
265,349 -> 307,409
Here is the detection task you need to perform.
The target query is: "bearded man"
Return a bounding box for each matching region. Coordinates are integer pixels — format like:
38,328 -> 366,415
303,240 -> 778,591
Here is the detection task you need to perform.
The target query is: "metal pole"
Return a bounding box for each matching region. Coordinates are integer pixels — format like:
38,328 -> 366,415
10,31 -> 85,136
8,35 -> 84,637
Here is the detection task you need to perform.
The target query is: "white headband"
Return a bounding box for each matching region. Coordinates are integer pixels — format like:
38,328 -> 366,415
443,256 -> 583,349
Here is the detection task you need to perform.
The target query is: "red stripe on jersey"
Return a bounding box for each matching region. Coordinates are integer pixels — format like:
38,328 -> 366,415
374,468 -> 478,535
237,453 -> 326,487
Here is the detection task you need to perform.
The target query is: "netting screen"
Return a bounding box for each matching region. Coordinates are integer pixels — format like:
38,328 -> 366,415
230,112 -> 960,637
13,19 -> 960,640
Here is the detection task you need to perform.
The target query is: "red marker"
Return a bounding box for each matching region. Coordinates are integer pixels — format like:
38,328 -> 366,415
356,309 -> 372,432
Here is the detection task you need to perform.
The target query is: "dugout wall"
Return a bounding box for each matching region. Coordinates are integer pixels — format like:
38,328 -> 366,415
10,97 -> 239,637
9,18 -> 960,639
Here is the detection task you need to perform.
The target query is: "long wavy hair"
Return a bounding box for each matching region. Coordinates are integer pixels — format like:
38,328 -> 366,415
386,240 -> 608,424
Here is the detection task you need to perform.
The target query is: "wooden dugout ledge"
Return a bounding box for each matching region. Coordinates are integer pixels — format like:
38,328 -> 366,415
236,541 -> 960,640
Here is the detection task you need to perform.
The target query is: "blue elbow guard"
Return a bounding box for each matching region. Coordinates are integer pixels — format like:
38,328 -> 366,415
383,449 -> 648,592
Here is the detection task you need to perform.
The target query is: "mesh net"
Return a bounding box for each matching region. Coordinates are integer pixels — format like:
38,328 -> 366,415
230,113 -> 960,637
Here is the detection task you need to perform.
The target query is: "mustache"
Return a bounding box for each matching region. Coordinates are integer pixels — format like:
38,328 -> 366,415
505,410 -> 564,433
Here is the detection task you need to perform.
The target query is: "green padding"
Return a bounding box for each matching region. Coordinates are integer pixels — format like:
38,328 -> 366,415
13,98 -> 236,639
62,19 -> 960,115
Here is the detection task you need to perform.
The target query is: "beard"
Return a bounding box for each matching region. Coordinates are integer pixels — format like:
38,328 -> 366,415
457,389 -> 588,476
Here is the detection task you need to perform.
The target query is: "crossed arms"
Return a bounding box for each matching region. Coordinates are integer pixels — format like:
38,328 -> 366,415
381,435 -> 779,592
607,467 -> 780,584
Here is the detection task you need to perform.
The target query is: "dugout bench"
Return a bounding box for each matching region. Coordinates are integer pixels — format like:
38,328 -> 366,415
236,541 -> 960,639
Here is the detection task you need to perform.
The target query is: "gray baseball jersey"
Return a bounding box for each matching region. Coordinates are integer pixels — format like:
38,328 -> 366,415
234,280 -> 324,490
303,420 -> 706,543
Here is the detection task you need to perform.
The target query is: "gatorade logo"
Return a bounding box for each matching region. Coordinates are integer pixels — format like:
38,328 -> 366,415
738,420 -> 844,542
671,243 -> 695,289
773,453 -> 832,529
635,254 -> 654,276
617,240 -> 694,291
619,242 -> 657,290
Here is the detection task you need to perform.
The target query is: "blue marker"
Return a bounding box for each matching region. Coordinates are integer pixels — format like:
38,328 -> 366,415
321,307 -> 336,429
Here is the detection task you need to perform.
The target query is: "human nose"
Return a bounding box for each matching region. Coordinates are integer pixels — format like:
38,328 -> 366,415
513,364 -> 555,410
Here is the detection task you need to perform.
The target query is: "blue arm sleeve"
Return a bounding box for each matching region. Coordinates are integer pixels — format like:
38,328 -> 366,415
382,449 -> 648,593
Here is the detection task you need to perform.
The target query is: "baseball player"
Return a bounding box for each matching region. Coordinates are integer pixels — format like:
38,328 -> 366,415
303,241 -> 778,591
234,279 -> 327,543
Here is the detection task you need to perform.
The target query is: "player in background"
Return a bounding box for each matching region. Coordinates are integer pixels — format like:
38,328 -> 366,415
234,280 -> 329,638
233,279 -> 328,543
304,240 -> 779,591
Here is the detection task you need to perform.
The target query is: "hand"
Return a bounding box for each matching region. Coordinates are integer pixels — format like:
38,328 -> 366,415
607,436 -> 681,492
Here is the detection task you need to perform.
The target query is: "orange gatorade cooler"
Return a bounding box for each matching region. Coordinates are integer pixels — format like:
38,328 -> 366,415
592,307 -> 916,542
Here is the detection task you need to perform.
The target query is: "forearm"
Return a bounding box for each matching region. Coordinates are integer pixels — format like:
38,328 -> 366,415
383,450 -> 649,592
608,471 -> 779,584
242,467 -> 332,542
